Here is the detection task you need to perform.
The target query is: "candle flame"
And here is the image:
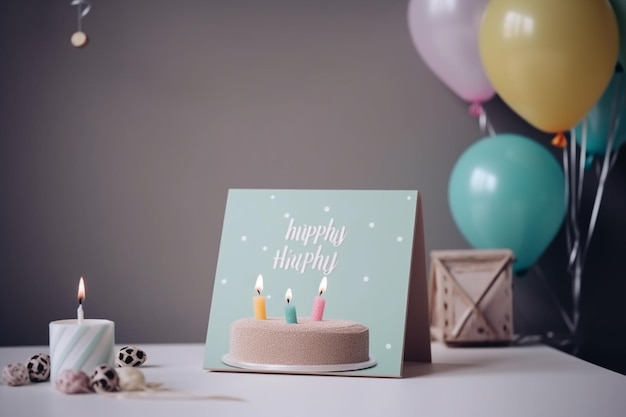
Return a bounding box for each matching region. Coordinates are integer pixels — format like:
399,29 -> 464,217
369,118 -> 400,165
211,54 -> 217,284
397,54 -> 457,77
255,274 -> 263,295
77,277 -> 85,304
318,276 -> 328,296
285,288 -> 293,304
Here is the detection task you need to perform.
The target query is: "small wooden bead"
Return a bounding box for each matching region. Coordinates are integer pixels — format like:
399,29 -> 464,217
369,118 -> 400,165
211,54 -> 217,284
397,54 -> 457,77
71,31 -> 89,48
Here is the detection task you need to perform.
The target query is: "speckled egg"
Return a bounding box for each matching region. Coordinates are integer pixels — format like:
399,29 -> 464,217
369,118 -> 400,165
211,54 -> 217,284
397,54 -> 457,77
2,363 -> 30,386
116,367 -> 146,391
90,365 -> 119,393
116,346 -> 147,367
26,353 -> 50,382
55,369 -> 91,394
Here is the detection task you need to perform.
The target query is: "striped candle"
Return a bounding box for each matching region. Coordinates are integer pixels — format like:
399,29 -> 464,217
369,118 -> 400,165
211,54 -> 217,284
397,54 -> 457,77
49,319 -> 115,381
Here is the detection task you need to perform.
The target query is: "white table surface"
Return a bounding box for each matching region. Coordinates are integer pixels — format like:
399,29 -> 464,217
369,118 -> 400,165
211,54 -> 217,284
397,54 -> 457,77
1,343 -> 624,417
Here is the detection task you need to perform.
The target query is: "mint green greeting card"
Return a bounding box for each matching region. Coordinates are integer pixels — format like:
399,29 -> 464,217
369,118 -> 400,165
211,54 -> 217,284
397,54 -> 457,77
203,189 -> 431,377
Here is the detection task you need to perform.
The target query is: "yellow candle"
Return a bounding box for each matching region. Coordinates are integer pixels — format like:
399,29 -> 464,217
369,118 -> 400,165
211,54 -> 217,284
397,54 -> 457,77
253,274 -> 267,320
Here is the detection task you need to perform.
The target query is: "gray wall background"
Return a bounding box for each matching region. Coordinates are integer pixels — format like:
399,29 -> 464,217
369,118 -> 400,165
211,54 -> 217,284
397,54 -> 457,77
1,0 -> 624,373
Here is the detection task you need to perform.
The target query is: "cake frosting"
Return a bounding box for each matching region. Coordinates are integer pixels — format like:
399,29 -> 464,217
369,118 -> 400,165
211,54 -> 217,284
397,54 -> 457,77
227,318 -> 370,367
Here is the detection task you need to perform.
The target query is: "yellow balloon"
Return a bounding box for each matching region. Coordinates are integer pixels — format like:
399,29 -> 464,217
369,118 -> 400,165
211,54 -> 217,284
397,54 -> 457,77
480,0 -> 619,133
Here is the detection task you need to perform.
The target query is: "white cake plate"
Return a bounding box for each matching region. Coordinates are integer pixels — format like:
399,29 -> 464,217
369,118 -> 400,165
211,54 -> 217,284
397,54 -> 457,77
221,354 -> 377,373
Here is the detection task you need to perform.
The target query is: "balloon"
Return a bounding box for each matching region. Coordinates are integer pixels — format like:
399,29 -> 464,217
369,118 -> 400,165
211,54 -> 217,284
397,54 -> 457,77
611,0 -> 626,66
479,0 -> 619,133
574,70 -> 626,155
448,134 -> 566,273
407,0 -> 494,104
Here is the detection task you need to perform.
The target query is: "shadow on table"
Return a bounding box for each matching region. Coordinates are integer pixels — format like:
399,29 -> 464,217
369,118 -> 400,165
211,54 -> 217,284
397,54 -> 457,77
402,361 -> 474,378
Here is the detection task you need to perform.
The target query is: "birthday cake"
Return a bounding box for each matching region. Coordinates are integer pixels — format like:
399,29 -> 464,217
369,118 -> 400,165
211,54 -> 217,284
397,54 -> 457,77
224,318 -> 373,370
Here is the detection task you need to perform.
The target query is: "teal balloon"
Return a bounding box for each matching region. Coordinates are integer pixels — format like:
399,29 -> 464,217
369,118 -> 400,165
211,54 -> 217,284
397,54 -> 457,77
574,70 -> 626,155
448,134 -> 566,273
610,0 -> 626,67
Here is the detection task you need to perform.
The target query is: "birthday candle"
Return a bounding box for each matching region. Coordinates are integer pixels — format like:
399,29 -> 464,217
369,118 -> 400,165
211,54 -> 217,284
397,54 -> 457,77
253,274 -> 267,320
284,288 -> 298,324
77,277 -> 85,324
311,277 -> 327,321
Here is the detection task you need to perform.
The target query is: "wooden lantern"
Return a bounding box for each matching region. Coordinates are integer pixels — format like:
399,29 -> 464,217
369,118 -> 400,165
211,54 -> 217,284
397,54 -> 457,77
429,249 -> 514,346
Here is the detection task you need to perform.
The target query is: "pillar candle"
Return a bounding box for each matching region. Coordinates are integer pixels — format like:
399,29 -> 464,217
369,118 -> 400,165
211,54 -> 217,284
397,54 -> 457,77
253,274 -> 267,320
49,277 -> 115,381
284,288 -> 298,324
311,276 -> 327,321
49,319 -> 115,381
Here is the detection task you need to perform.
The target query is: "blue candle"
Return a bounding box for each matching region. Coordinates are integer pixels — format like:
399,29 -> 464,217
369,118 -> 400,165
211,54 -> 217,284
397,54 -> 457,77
284,288 -> 298,324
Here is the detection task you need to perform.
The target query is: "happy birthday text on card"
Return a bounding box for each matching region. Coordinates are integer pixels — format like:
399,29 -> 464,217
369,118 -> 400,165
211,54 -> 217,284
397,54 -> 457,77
272,218 -> 346,275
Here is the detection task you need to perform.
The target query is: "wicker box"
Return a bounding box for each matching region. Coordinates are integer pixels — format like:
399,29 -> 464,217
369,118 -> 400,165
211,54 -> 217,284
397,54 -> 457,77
429,249 -> 514,345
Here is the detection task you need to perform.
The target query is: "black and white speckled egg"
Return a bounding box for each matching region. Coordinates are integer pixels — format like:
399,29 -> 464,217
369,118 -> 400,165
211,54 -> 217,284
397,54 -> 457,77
90,365 -> 119,393
116,346 -> 147,367
26,353 -> 50,382
2,363 -> 30,386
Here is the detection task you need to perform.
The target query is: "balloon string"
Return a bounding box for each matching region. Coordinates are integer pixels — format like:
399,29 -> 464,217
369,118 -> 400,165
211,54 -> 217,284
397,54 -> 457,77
561,73 -> 623,351
609,72 -> 625,171
562,124 -> 585,339
580,75 -> 622,268
581,136 -> 614,267
469,102 -> 495,136
561,143 -> 575,267
511,264 -> 574,347
71,0 -> 91,32
566,132 -> 581,271
535,264 -> 575,334
563,145 -> 578,270
609,145 -> 620,170
563,135 -> 582,337
576,124 -> 587,217
571,253 -> 582,347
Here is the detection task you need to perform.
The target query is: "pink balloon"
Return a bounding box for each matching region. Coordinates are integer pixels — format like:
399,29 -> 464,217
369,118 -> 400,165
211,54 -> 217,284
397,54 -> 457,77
408,0 -> 495,104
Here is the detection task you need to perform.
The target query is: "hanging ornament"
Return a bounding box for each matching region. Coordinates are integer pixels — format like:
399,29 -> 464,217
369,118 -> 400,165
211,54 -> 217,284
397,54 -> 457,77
70,0 -> 91,48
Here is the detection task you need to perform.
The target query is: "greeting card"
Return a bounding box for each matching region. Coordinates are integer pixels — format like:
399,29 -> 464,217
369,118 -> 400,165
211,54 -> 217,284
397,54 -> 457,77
203,189 -> 431,377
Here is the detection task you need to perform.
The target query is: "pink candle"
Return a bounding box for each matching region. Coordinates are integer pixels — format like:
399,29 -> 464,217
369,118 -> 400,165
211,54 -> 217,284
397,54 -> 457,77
311,277 -> 327,321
